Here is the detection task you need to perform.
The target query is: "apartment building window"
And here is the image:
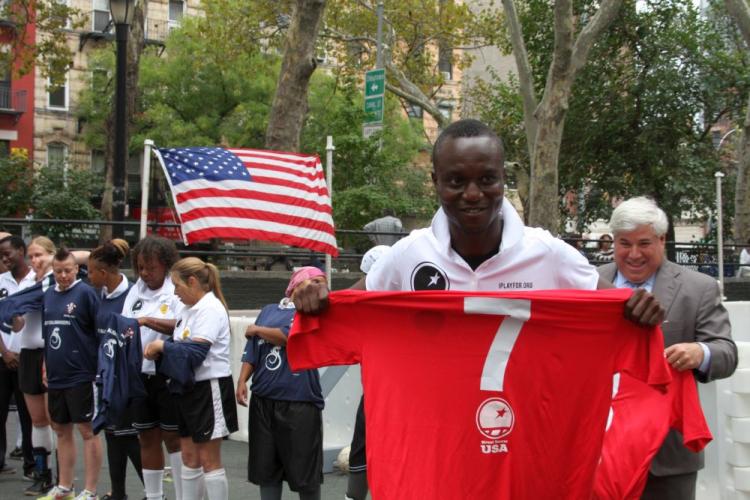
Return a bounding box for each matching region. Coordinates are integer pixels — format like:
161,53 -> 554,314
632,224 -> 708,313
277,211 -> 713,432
91,150 -> 105,175
47,75 -> 68,110
92,0 -> 110,31
47,143 -> 68,169
0,59 -> 10,109
168,0 -> 184,30
438,102 -> 453,125
438,44 -> 453,81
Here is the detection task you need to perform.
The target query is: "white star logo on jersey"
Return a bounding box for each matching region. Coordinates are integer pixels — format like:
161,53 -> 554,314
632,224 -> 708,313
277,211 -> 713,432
476,397 -> 514,440
411,262 -> 449,291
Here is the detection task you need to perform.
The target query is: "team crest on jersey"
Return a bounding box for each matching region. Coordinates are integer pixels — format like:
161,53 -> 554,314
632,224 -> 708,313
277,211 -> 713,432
410,262 -> 449,291
476,397 -> 513,454
49,327 -> 62,350
123,327 -> 135,339
0,288 -> 7,299
265,347 -> 282,371
66,302 -> 77,315
103,338 -> 117,359
159,303 -> 169,315
132,300 -> 143,312
181,327 -> 191,340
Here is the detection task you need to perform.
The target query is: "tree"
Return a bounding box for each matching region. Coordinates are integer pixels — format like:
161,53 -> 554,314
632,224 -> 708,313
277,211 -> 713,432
77,6 -> 433,232
725,0 -> 750,243
470,0 -> 748,236
1,0 -> 84,84
501,0 -> 623,232
0,151 -> 33,217
266,0 -> 327,151
30,165 -> 103,243
323,0 -> 503,131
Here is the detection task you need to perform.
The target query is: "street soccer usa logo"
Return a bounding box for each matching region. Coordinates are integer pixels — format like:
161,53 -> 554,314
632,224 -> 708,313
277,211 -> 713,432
476,397 -> 514,454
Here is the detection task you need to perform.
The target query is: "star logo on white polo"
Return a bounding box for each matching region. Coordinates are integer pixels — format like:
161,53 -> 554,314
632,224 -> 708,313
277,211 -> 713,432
410,262 -> 449,291
0,288 -> 7,299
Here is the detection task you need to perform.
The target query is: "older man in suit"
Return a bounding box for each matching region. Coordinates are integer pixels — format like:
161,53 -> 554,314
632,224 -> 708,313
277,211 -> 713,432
598,196 -> 737,499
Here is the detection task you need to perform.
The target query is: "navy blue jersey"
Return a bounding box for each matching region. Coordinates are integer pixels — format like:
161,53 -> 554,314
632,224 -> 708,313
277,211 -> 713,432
0,274 -> 55,334
43,281 -> 100,389
242,303 -> 323,409
93,313 -> 145,434
96,280 -> 133,323
156,338 -> 210,395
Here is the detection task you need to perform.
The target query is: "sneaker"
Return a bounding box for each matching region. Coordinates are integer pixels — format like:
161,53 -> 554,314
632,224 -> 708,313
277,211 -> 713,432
9,446 -> 23,460
36,485 -> 75,500
0,463 -> 15,474
25,470 -> 53,496
23,469 -> 35,481
74,490 -> 98,500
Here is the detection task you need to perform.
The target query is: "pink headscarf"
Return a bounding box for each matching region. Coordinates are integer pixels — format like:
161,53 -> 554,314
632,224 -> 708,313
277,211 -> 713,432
286,266 -> 326,297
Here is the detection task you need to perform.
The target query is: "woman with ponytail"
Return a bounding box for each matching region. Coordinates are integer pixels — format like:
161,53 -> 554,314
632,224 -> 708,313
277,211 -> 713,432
144,257 -> 236,500
88,239 -> 143,500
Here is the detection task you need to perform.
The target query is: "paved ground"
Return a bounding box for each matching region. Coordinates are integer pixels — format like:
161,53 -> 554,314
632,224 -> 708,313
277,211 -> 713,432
0,421 -> 354,499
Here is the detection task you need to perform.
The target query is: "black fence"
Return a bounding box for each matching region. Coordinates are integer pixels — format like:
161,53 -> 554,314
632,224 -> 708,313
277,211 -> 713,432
1,218 -> 747,278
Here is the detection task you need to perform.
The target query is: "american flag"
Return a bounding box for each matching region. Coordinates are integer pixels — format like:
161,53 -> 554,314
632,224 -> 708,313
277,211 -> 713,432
154,147 -> 338,256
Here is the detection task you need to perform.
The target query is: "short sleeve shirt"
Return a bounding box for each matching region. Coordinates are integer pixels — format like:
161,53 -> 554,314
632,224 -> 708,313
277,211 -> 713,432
173,291 -> 231,381
0,269 -> 37,353
122,277 -> 184,375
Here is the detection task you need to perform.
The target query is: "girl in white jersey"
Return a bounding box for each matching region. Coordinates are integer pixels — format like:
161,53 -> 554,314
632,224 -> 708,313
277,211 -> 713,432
121,236 -> 183,500
144,257 -> 237,500
18,236 -> 57,496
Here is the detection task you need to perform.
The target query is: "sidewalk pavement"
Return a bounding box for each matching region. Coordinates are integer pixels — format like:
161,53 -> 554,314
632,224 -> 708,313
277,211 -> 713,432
0,428 -> 353,500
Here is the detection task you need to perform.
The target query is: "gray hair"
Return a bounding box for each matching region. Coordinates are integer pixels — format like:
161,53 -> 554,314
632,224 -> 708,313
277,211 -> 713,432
609,196 -> 668,237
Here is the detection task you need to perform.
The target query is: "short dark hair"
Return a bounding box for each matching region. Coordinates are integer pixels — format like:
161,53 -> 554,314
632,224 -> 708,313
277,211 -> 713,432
53,246 -> 74,263
431,119 -> 504,164
0,235 -> 26,254
132,236 -> 179,271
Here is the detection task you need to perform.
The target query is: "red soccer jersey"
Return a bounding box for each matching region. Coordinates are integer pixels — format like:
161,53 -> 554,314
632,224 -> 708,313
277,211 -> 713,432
593,368 -> 712,499
288,289 -> 671,499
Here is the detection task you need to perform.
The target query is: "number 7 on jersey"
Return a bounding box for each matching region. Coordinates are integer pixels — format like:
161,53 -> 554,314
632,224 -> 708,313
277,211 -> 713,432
464,297 -> 531,392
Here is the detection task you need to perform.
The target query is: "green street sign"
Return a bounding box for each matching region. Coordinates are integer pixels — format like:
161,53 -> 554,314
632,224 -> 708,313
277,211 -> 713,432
364,96 -> 384,123
365,68 -> 385,97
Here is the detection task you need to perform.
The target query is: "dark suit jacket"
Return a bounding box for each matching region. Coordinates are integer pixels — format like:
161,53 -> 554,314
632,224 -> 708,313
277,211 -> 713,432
598,260 -> 737,476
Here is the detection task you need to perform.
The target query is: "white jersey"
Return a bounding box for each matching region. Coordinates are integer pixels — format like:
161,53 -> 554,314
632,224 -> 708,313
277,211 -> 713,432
173,291 -> 231,382
122,276 -> 184,375
0,269 -> 36,353
366,198 -> 599,292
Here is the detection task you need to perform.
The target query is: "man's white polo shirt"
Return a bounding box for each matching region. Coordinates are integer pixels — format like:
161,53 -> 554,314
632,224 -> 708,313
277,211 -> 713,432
366,198 -> 599,292
0,268 -> 36,353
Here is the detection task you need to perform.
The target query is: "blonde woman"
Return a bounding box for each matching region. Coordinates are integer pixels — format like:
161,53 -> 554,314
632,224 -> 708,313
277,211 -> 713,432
144,257 -> 236,500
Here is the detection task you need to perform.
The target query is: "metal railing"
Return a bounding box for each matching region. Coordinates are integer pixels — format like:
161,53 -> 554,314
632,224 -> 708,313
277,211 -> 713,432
2,217 -> 748,277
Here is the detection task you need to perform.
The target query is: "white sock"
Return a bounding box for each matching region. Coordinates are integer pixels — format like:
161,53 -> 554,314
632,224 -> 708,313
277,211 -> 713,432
143,469 -> 164,500
169,451 -> 184,500
204,468 -> 228,500
31,425 -> 54,452
181,466 -> 204,500
15,414 -> 22,448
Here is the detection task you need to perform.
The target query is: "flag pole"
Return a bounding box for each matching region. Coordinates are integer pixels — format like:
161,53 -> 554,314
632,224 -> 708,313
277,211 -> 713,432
325,136 -> 335,284
139,139 -> 154,240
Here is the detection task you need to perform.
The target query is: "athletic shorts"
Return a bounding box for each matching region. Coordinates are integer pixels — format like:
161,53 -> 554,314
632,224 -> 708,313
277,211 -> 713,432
349,395 -> 366,473
248,394 -> 323,493
177,376 -> 238,443
48,382 -> 95,424
131,373 -> 180,432
18,348 -> 45,395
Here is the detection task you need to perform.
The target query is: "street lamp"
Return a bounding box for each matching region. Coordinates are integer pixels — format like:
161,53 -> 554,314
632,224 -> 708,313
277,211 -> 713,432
715,127 -> 738,300
109,0 -> 134,238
